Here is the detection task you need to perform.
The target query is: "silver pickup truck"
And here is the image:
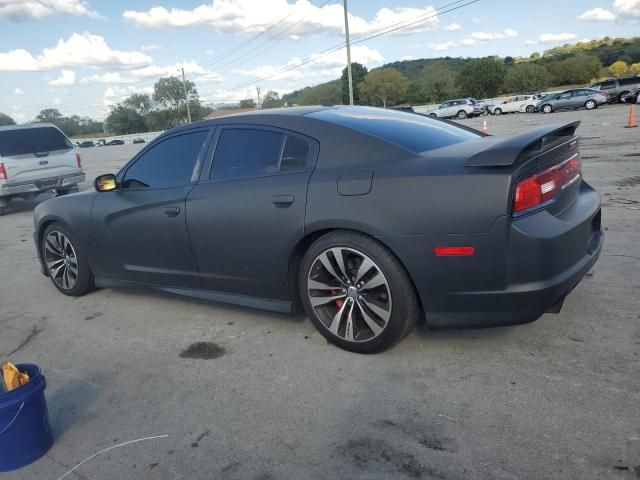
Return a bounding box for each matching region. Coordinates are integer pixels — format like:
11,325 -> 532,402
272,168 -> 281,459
0,123 -> 85,215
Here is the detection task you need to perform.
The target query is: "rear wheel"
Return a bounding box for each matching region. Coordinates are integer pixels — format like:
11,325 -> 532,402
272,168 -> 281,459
300,231 -> 419,354
525,105 -> 535,113
618,91 -> 629,103
584,99 -> 597,110
541,104 -> 553,114
42,223 -> 93,296
457,110 -> 468,119
493,108 -> 502,115
429,113 -> 437,118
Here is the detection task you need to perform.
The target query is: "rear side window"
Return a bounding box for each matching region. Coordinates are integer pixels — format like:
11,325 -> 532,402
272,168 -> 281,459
122,130 -> 207,189
280,135 -> 310,171
620,77 -> 640,86
601,80 -> 616,89
309,107 -> 480,153
0,126 -> 72,157
212,129 -> 284,181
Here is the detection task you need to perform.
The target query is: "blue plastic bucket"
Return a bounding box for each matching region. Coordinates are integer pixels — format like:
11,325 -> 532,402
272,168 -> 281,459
0,364 -> 53,472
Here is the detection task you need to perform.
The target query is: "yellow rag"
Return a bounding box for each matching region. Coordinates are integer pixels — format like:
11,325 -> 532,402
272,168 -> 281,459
2,363 -> 30,392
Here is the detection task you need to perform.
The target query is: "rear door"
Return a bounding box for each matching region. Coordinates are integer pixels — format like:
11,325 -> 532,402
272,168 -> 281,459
554,92 -> 573,110
0,126 -> 78,185
186,126 -> 318,301
91,128 -> 212,288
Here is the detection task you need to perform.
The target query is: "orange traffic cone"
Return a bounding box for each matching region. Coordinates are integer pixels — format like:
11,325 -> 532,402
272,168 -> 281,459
482,118 -> 489,134
625,103 -> 638,128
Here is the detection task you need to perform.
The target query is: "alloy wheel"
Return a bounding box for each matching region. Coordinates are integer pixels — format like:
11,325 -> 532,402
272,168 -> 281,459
307,247 -> 392,343
585,100 -> 596,110
44,231 -> 79,290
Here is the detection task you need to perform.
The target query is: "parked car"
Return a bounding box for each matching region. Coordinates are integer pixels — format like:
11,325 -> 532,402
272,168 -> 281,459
95,139 -> 107,147
535,89 -> 607,113
489,95 -> 538,115
108,139 -> 125,146
590,76 -> 640,103
620,87 -> 640,104
132,138 -> 146,144
0,124 -> 85,215
33,106 -> 602,353
467,98 -> 489,116
428,99 -> 476,119
78,140 -> 94,148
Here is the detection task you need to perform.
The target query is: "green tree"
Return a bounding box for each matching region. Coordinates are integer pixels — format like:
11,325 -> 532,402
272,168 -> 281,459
456,57 -> 506,98
0,112 -> 16,126
631,63 -> 640,75
297,83 -> 341,105
609,60 -> 629,77
548,54 -> 602,85
36,108 -> 63,122
239,99 -> 257,108
503,63 -> 551,93
105,105 -> 146,135
358,68 -> 409,107
122,94 -> 153,116
341,62 -> 368,104
408,62 -> 459,103
261,91 -> 284,109
153,77 -> 198,112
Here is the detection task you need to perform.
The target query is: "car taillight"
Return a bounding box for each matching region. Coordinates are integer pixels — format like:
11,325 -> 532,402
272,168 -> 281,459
0,163 -> 6,180
76,153 -> 82,168
513,153 -> 581,214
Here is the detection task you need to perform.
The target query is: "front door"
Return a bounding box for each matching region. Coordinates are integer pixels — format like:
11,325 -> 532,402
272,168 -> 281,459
91,128 -> 212,288
186,126 -> 318,301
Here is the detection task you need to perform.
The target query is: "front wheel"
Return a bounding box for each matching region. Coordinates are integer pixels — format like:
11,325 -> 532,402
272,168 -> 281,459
42,223 -> 94,296
584,100 -> 597,110
541,104 -> 553,114
493,108 -> 502,115
300,231 -> 419,354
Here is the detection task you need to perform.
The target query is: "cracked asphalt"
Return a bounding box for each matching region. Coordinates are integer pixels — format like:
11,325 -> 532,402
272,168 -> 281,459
1,104 -> 639,479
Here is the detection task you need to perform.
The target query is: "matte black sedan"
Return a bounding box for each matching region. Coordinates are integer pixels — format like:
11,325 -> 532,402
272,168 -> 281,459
33,107 -> 603,353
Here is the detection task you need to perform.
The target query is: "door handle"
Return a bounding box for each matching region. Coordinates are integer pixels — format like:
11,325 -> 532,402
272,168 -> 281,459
272,194 -> 294,206
163,206 -> 181,218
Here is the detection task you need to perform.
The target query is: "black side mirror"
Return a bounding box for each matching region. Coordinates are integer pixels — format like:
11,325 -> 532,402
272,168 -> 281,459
94,174 -> 117,192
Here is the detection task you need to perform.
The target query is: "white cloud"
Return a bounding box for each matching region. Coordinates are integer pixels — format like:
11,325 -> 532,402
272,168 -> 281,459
0,32 -> 152,71
468,29 -> 518,41
0,0 -> 100,21
578,7 -> 616,21
140,44 -> 162,51
408,43 -> 423,49
13,87 -> 25,95
444,22 -> 461,31
538,33 -> 578,43
49,70 -> 76,86
53,98 -> 62,105
401,55 -> 416,61
429,41 -> 457,51
614,0 -> 640,17
205,49 -> 215,55
80,61 -> 223,86
123,0 -> 439,37
79,72 -> 134,85
459,38 -> 478,46
525,40 -> 538,46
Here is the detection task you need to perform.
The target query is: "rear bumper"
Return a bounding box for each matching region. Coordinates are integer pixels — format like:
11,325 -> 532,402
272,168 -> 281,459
0,173 -> 85,197
379,181 -> 603,328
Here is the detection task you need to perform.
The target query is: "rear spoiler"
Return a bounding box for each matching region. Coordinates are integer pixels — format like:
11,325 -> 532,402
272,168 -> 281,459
465,121 -> 580,167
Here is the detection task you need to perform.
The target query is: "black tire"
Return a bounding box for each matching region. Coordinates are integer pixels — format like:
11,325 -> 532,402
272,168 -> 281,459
618,91 -> 629,103
541,104 -> 552,114
493,108 -> 502,115
584,99 -> 597,110
429,113 -> 437,118
299,230 -> 420,354
0,206 -> 5,216
525,105 -> 535,113
41,222 -> 94,296
457,110 -> 468,119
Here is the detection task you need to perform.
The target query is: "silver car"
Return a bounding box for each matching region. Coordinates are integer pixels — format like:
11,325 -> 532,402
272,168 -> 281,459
535,89 -> 607,114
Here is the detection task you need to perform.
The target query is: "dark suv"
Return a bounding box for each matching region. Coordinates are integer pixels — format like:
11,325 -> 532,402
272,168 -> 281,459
590,76 -> 640,103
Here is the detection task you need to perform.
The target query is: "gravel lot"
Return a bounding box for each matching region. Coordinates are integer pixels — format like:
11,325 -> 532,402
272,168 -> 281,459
1,104 -> 639,480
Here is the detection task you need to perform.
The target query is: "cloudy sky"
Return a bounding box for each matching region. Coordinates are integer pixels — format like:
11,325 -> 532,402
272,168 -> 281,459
1,0 -> 639,122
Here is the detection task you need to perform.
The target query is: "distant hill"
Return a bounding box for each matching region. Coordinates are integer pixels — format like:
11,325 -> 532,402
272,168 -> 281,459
283,36 -> 640,106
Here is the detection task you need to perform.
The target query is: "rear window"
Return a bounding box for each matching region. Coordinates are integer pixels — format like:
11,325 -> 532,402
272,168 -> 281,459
308,107 -> 480,153
0,126 -> 72,157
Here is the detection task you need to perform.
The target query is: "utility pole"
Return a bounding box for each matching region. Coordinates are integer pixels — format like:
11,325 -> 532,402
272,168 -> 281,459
256,86 -> 262,108
180,67 -> 192,123
343,0 -> 354,106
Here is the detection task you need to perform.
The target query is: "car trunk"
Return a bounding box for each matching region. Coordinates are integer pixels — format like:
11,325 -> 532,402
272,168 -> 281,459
0,127 -> 79,185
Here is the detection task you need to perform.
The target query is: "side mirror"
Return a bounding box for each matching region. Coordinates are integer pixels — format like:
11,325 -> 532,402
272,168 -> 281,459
95,174 -> 118,192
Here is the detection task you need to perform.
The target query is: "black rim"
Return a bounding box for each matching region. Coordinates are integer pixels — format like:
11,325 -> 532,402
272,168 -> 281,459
44,231 -> 78,290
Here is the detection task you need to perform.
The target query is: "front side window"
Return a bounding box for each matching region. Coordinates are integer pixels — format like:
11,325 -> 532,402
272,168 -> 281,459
122,130 -> 207,189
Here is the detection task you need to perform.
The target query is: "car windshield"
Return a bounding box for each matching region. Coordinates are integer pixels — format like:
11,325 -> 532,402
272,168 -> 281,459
308,107 -> 480,153
0,126 -> 72,157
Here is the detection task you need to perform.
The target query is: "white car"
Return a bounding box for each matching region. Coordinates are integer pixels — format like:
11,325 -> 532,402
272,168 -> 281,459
0,124 -> 85,215
489,95 -> 538,115
428,99 -> 476,119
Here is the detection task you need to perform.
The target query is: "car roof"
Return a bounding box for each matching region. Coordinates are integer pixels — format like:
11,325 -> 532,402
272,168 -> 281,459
0,122 -> 58,132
